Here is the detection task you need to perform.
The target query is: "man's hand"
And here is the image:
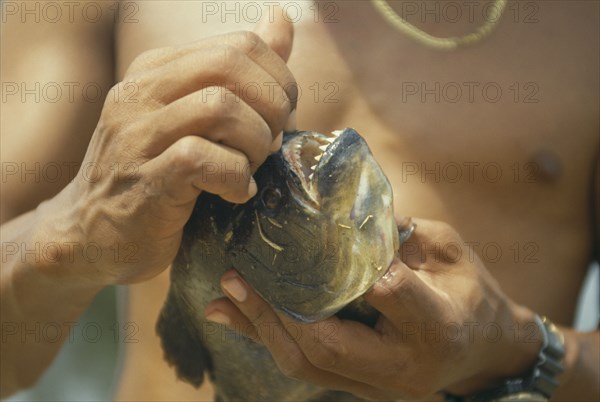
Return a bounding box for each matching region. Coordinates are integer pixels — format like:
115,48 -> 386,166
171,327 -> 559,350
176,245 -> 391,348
34,12 -> 296,286
205,218 -> 544,400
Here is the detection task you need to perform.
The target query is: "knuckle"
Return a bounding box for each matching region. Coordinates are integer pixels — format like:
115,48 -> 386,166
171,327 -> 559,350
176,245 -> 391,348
388,367 -> 434,399
249,305 -> 270,327
229,30 -> 265,55
133,48 -> 164,67
214,45 -> 245,78
377,268 -> 411,302
108,74 -> 153,107
304,339 -> 342,370
171,136 -> 201,171
273,96 -> 292,127
391,273 -> 411,297
107,81 -> 123,99
200,87 -> 231,116
257,126 -> 274,157
394,361 -> 439,398
435,220 -> 461,241
277,351 -> 307,380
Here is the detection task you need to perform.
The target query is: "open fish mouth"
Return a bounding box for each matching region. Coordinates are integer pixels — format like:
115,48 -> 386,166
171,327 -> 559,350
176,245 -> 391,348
281,130 -> 347,207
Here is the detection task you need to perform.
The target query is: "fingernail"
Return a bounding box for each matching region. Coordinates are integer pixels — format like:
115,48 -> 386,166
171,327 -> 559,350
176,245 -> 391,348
247,177 -> 257,198
284,109 -> 296,132
222,277 -> 247,302
270,131 -> 283,152
205,311 -> 231,326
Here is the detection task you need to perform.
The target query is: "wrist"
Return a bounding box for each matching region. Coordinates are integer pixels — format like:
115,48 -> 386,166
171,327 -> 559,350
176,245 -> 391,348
26,185 -> 108,292
3,198 -> 105,323
498,304 -> 545,379
445,310 -> 566,402
446,303 -> 543,395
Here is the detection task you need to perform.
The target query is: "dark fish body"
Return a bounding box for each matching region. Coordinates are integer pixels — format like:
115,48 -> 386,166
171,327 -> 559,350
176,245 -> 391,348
157,129 -> 407,401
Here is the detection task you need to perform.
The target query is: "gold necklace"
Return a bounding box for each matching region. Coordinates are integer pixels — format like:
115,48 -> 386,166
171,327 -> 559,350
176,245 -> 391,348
371,0 -> 508,50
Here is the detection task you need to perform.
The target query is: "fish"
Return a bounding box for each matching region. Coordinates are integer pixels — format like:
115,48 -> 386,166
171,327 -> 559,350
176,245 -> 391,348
156,128 -> 414,401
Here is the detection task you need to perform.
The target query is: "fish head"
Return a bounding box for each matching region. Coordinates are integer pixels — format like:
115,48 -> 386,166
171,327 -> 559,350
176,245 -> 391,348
226,128 -> 400,322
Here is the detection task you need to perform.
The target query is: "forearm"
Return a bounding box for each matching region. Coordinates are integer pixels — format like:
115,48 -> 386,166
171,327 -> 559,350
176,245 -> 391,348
0,194 -> 104,397
553,327 -> 600,400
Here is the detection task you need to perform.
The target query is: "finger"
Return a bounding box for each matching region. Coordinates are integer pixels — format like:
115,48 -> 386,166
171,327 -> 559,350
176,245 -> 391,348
141,86 -> 272,170
220,270 -> 301,347
254,5 -> 294,62
204,297 -> 260,341
364,258 -> 443,324
399,218 -> 462,268
274,309 -> 410,386
270,130 -> 283,153
146,48 -> 291,137
219,270 -> 399,400
141,135 -> 256,205
254,5 -> 297,140
126,32 -> 297,110
204,298 -> 397,400
395,216 -> 416,244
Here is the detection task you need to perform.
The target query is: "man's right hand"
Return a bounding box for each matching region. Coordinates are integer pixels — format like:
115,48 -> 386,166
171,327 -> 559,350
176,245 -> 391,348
34,12 -> 296,287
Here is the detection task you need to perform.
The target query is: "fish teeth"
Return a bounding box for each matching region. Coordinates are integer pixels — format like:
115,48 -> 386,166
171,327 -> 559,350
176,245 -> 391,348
314,154 -> 322,162
332,130 -> 344,137
319,144 -> 328,153
308,172 -> 314,181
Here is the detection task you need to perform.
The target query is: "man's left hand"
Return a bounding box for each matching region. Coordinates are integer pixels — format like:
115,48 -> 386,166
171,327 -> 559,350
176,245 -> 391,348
205,218 -> 543,400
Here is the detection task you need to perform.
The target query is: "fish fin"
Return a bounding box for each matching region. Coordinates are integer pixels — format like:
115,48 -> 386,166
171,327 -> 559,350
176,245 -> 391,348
156,290 -> 212,387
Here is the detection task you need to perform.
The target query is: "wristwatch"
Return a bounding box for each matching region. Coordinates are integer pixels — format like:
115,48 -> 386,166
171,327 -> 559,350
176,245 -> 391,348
444,315 -> 565,402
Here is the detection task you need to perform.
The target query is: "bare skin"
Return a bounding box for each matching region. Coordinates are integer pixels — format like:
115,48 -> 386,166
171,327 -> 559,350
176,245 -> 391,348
1,0 -> 598,400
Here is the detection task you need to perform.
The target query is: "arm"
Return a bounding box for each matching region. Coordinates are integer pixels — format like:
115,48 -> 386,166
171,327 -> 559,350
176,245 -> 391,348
558,154 -> 600,397
1,2 -> 115,394
554,327 -> 599,399
1,5 -> 296,396
0,204 -> 105,395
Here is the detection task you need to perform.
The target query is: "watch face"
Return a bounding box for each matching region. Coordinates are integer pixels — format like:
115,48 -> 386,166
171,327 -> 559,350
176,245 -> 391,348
495,393 -> 548,402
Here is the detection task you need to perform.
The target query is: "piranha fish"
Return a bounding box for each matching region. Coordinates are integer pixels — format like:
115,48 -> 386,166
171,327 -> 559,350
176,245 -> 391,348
157,128 -> 414,401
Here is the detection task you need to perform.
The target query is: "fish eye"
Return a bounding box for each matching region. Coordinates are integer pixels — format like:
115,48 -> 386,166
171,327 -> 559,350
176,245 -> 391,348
261,187 -> 281,209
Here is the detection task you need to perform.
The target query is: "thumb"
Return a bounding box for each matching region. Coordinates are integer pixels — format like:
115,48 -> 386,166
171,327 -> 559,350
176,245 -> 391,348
254,6 -> 294,62
364,258 -> 439,323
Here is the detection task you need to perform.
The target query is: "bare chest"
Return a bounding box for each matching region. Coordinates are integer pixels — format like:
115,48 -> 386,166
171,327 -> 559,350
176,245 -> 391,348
116,0 -> 599,322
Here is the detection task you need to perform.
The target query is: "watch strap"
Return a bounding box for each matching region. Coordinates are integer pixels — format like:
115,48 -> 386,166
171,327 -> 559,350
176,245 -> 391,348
443,315 -> 565,402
